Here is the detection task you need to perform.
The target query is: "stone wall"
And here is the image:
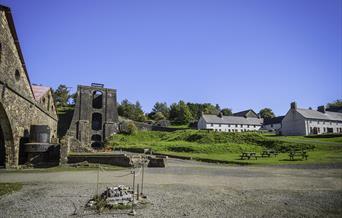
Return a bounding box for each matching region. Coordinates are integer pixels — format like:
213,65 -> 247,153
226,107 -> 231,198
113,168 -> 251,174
0,6 -> 58,168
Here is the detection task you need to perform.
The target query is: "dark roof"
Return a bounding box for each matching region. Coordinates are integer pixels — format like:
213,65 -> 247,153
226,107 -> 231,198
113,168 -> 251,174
296,108 -> 342,121
201,114 -> 263,125
0,5 -> 34,97
233,109 -> 258,118
263,116 -> 284,125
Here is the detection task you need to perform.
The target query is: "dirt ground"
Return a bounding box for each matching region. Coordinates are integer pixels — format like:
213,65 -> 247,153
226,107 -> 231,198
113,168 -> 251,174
0,159 -> 341,217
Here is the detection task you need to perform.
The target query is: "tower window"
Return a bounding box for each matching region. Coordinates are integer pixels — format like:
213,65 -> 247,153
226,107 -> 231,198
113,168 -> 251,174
92,90 -> 103,109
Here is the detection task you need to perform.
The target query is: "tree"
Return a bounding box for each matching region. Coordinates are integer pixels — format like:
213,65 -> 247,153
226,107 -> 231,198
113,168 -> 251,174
327,99 -> 342,108
259,108 -> 275,120
153,112 -> 166,121
118,99 -> 146,122
221,108 -> 232,116
169,101 -> 193,124
53,84 -> 71,108
148,102 -> 169,120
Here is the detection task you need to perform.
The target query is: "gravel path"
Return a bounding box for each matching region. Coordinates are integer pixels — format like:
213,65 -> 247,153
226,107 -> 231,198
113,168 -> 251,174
0,159 -> 341,217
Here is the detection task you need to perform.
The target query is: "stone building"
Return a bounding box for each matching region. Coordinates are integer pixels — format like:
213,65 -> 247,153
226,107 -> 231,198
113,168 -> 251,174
65,84 -> 119,148
0,5 -> 58,168
197,111 -> 263,132
280,102 -> 342,136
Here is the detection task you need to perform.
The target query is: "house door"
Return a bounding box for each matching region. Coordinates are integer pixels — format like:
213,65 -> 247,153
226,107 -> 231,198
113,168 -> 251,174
312,127 -> 318,134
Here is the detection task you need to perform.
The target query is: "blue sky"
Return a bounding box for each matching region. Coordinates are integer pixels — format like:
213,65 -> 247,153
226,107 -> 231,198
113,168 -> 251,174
1,0 -> 341,115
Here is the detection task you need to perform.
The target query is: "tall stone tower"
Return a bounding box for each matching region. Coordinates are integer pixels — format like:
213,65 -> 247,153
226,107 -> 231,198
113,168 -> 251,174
67,83 -> 119,148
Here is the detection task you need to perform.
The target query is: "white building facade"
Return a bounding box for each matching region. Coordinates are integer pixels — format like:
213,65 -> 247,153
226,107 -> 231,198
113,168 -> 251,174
197,113 -> 263,132
280,102 -> 342,136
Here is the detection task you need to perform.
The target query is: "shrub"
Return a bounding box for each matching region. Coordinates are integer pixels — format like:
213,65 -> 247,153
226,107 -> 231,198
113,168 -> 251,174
119,121 -> 138,135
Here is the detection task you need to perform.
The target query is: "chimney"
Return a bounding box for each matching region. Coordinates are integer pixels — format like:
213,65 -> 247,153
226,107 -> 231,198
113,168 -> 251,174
218,112 -> 223,118
290,102 -> 297,110
317,105 -> 326,113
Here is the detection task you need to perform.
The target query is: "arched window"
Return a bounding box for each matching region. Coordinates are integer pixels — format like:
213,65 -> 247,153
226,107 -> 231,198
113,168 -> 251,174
92,91 -> 103,109
92,113 -> 102,130
15,70 -> 20,81
91,134 -> 102,148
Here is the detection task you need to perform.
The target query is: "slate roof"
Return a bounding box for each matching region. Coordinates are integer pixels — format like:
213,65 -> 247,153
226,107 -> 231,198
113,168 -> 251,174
31,85 -> 51,101
233,109 -> 258,118
263,116 -> 284,125
296,108 -> 342,121
201,114 -> 263,125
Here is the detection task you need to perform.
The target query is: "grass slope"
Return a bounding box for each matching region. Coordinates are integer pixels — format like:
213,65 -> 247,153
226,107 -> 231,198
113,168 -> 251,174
108,130 -> 342,165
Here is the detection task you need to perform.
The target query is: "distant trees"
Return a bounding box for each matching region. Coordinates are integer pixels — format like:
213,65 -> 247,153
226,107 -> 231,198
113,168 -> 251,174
259,108 -> 275,120
53,84 -> 71,108
148,102 -> 169,120
169,101 -> 194,125
118,99 -> 146,122
327,99 -> 342,108
220,108 -> 232,116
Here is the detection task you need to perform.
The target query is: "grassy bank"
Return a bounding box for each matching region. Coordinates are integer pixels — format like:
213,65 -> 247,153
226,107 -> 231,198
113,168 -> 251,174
0,183 -> 22,196
107,130 -> 342,165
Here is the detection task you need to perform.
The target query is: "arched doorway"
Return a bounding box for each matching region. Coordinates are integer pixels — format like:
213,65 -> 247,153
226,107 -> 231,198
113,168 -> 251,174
0,102 -> 14,167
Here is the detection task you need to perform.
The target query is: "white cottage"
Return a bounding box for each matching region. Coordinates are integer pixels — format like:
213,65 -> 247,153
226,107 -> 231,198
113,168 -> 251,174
262,116 -> 284,132
197,111 -> 263,132
280,102 -> 342,136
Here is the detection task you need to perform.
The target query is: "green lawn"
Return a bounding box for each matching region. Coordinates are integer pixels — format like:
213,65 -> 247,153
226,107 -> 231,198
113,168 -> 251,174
0,183 -> 22,196
107,130 -> 342,165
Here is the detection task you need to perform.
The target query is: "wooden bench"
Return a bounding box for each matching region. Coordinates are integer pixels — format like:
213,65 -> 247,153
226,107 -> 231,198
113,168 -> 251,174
261,150 -> 278,158
289,150 -> 308,160
240,152 -> 259,160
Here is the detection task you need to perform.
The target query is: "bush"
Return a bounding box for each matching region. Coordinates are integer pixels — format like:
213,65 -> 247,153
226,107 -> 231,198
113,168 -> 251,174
119,121 -> 138,135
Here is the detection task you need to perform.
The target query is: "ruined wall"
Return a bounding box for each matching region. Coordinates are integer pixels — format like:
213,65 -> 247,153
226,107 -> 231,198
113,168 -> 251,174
0,7 -> 58,168
66,85 -> 119,148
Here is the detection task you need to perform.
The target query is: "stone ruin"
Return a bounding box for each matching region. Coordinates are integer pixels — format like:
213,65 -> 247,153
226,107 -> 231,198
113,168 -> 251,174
64,83 -> 119,151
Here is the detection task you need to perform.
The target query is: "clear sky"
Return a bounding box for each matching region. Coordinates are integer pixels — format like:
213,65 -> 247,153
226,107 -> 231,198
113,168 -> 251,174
1,0 -> 341,115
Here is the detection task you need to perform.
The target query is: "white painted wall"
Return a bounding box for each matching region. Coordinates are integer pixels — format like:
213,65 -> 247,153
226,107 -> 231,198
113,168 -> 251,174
262,123 -> 281,131
281,109 -> 306,136
197,120 -> 261,132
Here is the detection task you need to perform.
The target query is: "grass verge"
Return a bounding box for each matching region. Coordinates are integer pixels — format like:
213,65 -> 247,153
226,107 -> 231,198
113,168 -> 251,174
107,130 -> 342,165
0,183 -> 22,196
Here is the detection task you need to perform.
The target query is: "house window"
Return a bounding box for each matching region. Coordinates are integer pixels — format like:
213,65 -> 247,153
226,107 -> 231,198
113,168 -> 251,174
228,124 -> 230,127
247,125 -> 250,128
240,125 -> 243,128
211,124 -> 213,127
235,124 -> 238,127
317,121 -> 320,124
254,125 -> 256,128
323,121 -> 325,125
219,124 -> 221,127
330,122 -> 332,125
271,124 -> 273,128
309,120 -> 312,123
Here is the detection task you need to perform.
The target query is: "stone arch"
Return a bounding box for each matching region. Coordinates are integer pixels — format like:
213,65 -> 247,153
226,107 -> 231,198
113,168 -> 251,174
91,134 -> 102,148
92,90 -> 103,109
0,102 -> 14,167
91,113 -> 102,131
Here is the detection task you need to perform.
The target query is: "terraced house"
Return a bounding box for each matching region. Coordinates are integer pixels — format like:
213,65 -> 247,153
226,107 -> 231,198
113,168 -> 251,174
280,102 -> 342,136
197,110 -> 263,132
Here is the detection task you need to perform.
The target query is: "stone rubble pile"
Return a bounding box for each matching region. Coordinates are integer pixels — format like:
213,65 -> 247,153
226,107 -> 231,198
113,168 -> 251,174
104,185 -> 133,206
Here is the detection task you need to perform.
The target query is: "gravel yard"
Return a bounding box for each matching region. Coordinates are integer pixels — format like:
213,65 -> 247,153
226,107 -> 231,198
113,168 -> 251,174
0,159 -> 341,217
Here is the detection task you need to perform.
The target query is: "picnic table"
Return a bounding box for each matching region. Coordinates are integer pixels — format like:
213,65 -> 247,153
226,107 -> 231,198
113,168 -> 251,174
289,150 -> 308,160
261,150 -> 278,158
240,152 -> 258,160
